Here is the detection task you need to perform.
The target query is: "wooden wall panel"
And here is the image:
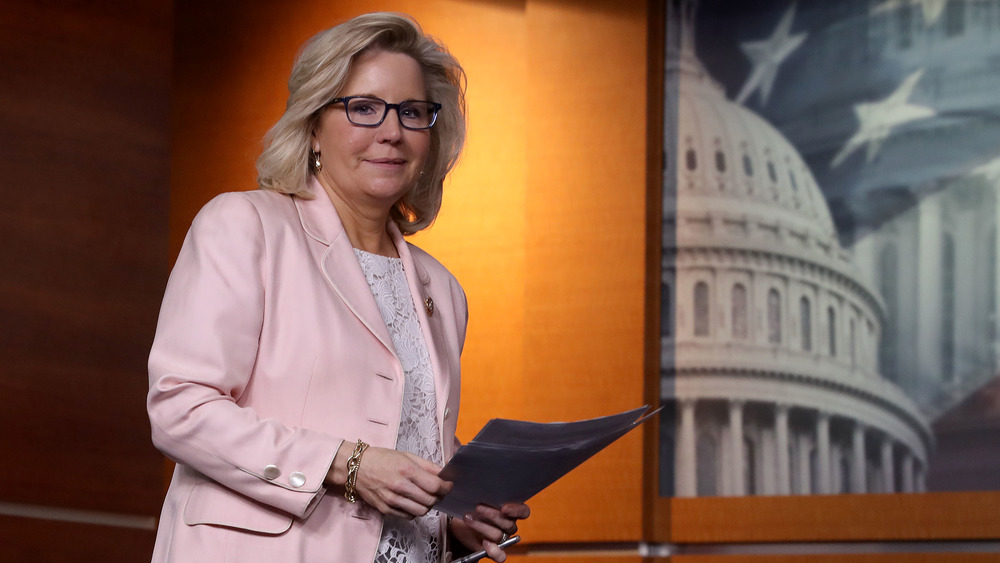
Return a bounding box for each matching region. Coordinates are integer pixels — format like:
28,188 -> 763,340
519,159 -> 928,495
0,516 -> 154,563
518,0 -> 649,543
665,493 -> 1000,543
0,0 -> 170,519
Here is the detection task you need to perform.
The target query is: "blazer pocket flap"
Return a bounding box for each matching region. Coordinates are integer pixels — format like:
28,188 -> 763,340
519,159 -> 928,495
183,481 -> 293,535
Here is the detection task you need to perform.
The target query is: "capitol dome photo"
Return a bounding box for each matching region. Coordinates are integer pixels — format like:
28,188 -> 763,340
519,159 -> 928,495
658,0 -> 933,497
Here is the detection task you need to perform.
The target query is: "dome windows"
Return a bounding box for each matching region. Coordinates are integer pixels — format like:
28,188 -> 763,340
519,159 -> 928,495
850,317 -> 857,368
686,147 -> 698,171
828,307 -> 837,357
800,296 -> 812,351
713,139 -> 727,191
694,281 -> 710,337
767,289 -> 782,344
789,168 -> 801,207
732,284 -> 748,340
673,69 -> 839,240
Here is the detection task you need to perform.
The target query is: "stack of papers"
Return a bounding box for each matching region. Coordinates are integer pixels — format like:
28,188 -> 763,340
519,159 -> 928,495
434,405 -> 660,517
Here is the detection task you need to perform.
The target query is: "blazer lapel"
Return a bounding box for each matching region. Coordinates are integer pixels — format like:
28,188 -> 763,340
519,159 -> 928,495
294,179 -> 395,356
390,223 -> 451,416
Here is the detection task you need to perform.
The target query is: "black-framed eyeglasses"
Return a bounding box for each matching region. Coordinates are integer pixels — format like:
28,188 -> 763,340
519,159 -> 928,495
326,96 -> 442,130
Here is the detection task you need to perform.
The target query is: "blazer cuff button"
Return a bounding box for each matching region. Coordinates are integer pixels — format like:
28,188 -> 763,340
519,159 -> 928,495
289,472 -> 307,488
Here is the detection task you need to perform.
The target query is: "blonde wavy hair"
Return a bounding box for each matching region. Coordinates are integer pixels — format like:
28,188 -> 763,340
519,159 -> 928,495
256,13 -> 467,234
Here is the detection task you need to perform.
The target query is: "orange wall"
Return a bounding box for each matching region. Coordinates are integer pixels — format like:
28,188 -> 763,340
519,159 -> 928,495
172,0 -> 649,546
519,0 -> 648,541
414,0 -> 649,542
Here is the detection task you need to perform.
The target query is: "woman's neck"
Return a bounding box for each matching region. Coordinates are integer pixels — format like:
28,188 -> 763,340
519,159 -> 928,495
318,178 -> 399,257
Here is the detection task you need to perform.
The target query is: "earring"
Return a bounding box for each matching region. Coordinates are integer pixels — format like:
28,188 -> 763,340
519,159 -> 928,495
311,150 -> 323,172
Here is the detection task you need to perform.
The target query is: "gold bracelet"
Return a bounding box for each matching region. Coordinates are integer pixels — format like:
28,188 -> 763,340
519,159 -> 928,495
344,439 -> 369,503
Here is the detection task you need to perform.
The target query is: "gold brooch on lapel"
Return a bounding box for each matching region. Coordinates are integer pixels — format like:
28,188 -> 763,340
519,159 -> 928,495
424,297 -> 435,317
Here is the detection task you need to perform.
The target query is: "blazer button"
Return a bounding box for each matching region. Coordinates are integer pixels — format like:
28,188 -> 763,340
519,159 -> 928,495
443,407 -> 451,419
263,465 -> 280,480
289,472 -> 307,488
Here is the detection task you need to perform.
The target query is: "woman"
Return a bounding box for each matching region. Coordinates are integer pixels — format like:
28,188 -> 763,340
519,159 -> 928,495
147,12 -> 528,563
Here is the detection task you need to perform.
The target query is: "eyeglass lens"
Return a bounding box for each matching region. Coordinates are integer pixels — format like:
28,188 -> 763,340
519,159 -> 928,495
345,98 -> 437,129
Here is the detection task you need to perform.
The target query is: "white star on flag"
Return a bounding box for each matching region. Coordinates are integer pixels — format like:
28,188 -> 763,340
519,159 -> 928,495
969,156 -> 1000,183
735,2 -> 807,106
830,70 -> 935,168
872,0 -> 949,26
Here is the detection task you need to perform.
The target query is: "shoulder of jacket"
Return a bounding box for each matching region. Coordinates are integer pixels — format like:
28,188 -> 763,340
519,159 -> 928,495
197,190 -> 295,223
225,189 -> 293,210
406,243 -> 456,280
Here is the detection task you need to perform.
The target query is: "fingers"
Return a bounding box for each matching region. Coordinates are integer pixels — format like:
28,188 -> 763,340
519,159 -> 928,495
409,451 -> 447,475
500,502 -> 530,520
462,502 -> 527,545
363,490 -> 429,519
401,451 -> 453,496
354,448 -> 449,519
472,505 -> 516,540
461,513 -> 509,544
482,539 -> 508,562
450,505 -> 529,562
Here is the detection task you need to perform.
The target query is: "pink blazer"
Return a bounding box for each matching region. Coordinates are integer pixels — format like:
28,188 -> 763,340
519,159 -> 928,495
147,179 -> 467,562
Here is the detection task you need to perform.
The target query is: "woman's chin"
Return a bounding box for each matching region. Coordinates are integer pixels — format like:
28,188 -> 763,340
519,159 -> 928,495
362,180 -> 417,203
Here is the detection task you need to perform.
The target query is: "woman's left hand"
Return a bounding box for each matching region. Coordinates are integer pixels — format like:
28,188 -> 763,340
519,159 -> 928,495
449,502 -> 530,562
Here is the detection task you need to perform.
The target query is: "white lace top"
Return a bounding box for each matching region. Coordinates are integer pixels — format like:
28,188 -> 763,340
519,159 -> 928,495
355,249 -> 443,563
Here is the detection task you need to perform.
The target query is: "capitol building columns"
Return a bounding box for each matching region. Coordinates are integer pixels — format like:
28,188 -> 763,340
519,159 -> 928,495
668,398 -> 931,497
851,423 -> 867,494
667,393 -> 930,497
774,404 -> 791,496
795,432 -> 812,495
902,454 -> 916,493
676,398 -> 698,498
816,412 -> 832,495
728,400 -> 746,497
881,437 -> 895,494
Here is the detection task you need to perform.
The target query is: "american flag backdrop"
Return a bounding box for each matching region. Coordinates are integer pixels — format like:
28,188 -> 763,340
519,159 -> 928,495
667,0 -> 1000,493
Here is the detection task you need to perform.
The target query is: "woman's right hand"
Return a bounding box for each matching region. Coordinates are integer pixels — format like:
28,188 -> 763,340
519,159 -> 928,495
327,443 -> 452,519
